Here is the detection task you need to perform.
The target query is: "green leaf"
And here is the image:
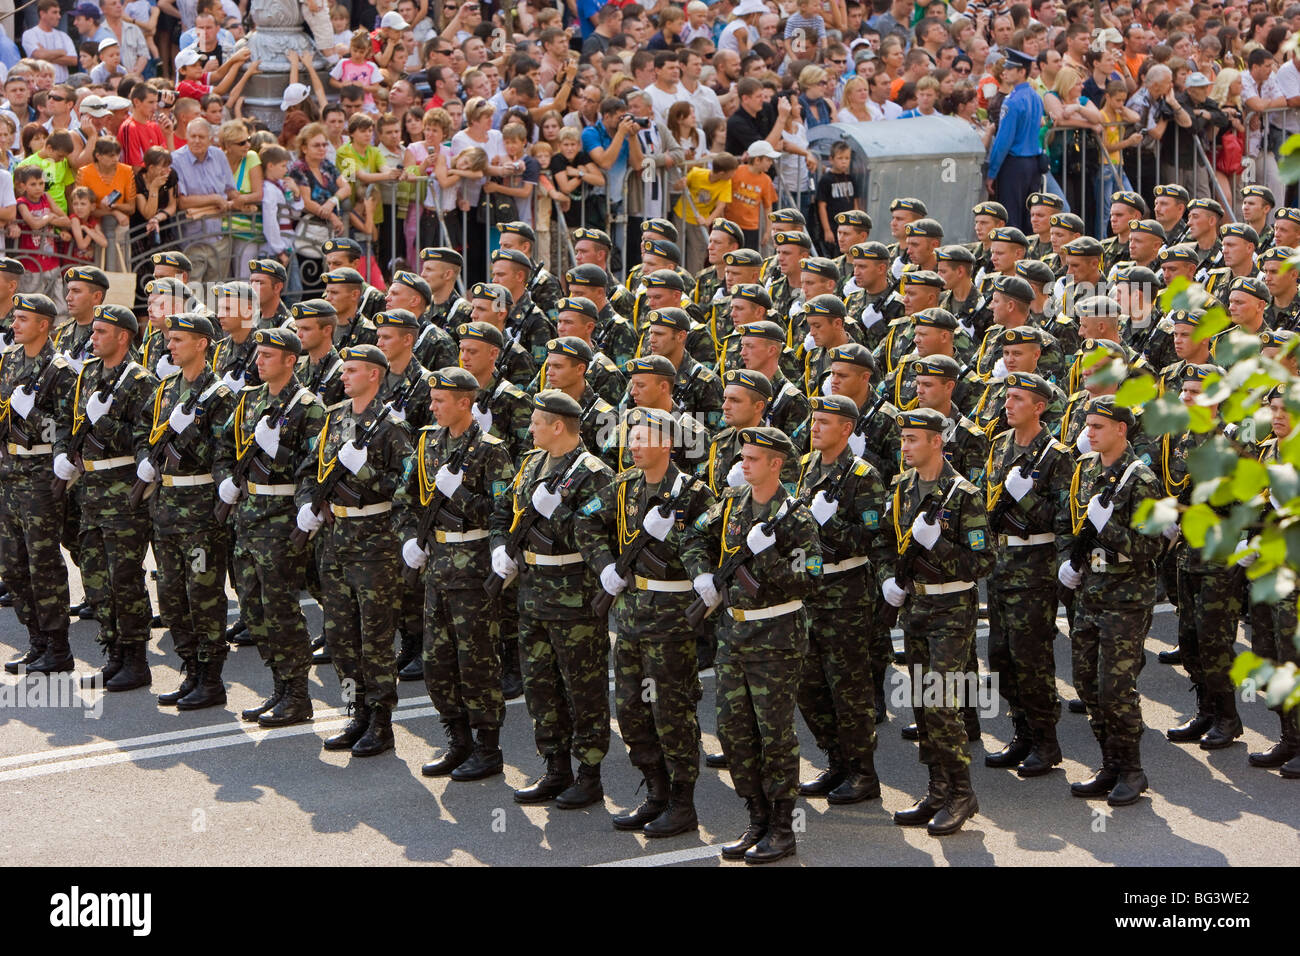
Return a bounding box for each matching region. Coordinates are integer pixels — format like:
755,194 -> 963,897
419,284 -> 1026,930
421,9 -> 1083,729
1230,457 -> 1270,500
1280,150 -> 1300,184
1264,663 -> 1299,710
1252,566 -> 1298,604
1187,404 -> 1216,434
1181,503 -> 1217,548
1135,496 -> 1178,535
1269,463 -> 1300,503
1213,329 -> 1267,368
1141,390 -> 1190,436
1231,651 -> 1265,687
1187,435 -> 1239,483
1115,373 -> 1157,408
1191,307 -> 1231,343
1157,275 -> 1190,313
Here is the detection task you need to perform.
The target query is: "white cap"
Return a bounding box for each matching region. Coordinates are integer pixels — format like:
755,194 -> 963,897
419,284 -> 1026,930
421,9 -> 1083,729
80,94 -> 110,117
105,95 -> 131,111
175,46 -> 204,69
733,0 -> 768,16
746,140 -> 780,159
281,83 -> 310,112
98,36 -> 118,52
1185,71 -> 1211,88
380,10 -> 410,29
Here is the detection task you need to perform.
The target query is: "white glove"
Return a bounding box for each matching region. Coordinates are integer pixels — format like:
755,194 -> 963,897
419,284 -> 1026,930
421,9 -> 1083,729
471,402 -> 493,434
911,512 -> 941,550
135,458 -> 157,484
882,576 -> 906,607
991,357 -> 1008,382
1075,429 -> 1092,454
254,416 -> 280,457
890,257 -> 904,279
402,537 -> 428,569
726,460 -> 745,487
1004,465 -> 1034,501
155,353 -> 179,378
862,303 -> 883,328
848,431 -> 866,456
85,391 -> 113,423
642,504 -> 675,541
169,403 -> 197,434
337,440 -> 367,475
1087,494 -> 1113,532
388,403 -> 407,423
435,464 -> 463,498
491,544 -> 518,579
692,571 -> 720,607
974,267 -> 987,286
1058,559 -> 1083,589
9,386 -> 35,419
746,522 -> 776,555
218,477 -> 239,504
220,371 -> 244,392
803,332 -> 816,352
1237,549 -> 1258,568
531,483 -> 562,518
296,503 -> 324,533
66,356 -> 85,375
810,490 -> 838,525
599,562 -> 628,596
53,452 -> 76,480
1162,523 -> 1180,542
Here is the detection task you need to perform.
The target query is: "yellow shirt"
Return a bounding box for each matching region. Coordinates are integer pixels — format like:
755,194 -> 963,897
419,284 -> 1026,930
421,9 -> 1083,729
674,166 -> 732,225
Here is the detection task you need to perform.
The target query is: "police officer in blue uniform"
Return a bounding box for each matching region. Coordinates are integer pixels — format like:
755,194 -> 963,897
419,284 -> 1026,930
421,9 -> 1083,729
985,48 -> 1044,236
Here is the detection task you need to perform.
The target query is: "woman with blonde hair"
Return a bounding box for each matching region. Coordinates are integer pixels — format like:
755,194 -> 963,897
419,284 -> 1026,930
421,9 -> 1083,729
1209,67 -> 1248,203
1044,66 -> 1104,233
837,75 -> 873,123
798,64 -> 834,128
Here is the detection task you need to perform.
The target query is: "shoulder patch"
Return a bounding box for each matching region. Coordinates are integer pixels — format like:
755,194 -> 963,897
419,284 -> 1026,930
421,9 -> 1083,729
615,468 -> 642,484
967,529 -> 986,551
583,454 -> 604,472
853,461 -> 868,477
482,433 -> 503,444
579,497 -> 601,515
298,391 -> 317,406
861,508 -> 879,529
805,555 -> 823,576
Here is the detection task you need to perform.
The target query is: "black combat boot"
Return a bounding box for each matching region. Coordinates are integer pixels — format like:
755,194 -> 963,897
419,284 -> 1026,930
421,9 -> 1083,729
1281,751 -> 1300,779
514,752 -> 573,803
695,633 -> 715,671
705,751 -> 729,768
1016,726 -> 1063,777
1066,698 -> 1087,714
612,761 -> 670,830
422,716 -> 473,776
900,722 -> 919,741
351,705 -> 395,757
395,629 -> 421,680
827,753 -> 881,804
82,639 -> 122,688
500,638 -> 523,700
644,779 -> 698,838
225,617 -> 254,646
178,657 -> 227,710
798,750 -> 846,797
720,794 -> 769,860
28,629 -> 74,674
894,764 -> 950,826
1166,684 -> 1214,742
105,641 -> 150,691
258,675 -> 313,727
1249,711 -> 1300,768
1107,742 -> 1148,806
555,761 -> 604,809
927,766 -> 978,835
323,698 -> 371,751
451,727 -> 504,781
158,656 -> 199,706
1071,740 -> 1119,797
985,715 -> 1032,768
745,798 -> 796,864
242,673 -> 284,721
1157,648 -> 1182,665
1198,692 -> 1244,749
5,630 -> 46,674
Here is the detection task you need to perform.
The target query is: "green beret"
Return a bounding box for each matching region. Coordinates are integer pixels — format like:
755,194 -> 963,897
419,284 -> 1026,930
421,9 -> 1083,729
533,388 -> 583,418
1085,394 -> 1134,427
642,238 -> 682,263
1049,212 -> 1085,233
1259,246 -> 1296,264
1229,276 -> 1270,303
904,218 -> 944,239
571,227 -> 612,247
1063,236 -> 1104,257
769,207 -> 807,225
972,201 -> 1008,221
323,267 -> 365,285
991,274 -> 1034,304
988,226 -> 1029,247
0,256 -> 22,276
420,246 -> 463,267
374,309 -> 420,330
65,265 -> 109,290
498,220 -> 536,243
805,294 -> 846,319
391,271 -> 432,301
253,327 -> 302,355
911,354 -> 961,379
913,307 -> 957,330
829,342 -> 876,374
647,307 -> 692,331
340,343 -> 388,369
1076,295 -> 1124,320
740,320 -> 786,343
1111,265 -> 1159,287
547,336 -> 593,364
809,394 -> 859,420
322,237 -> 362,257
711,219 -> 744,245
834,209 -> 872,231
1001,326 -> 1042,346
1128,219 -> 1166,240
896,407 -> 946,432
1027,191 -> 1064,211
1242,184 -> 1276,205
431,366 -> 479,391
645,269 -> 685,292
642,217 -> 679,242
936,244 -> 976,264
164,312 -> 215,338
249,258 -> 287,282
556,296 -> 598,320
849,241 -> 890,262
145,276 -> 189,298
1183,363 -> 1226,382
1080,337 -> 1126,359
291,298 -> 338,320
732,284 -> 772,309
1004,371 -> 1053,400
565,263 -> 608,287
1261,329 -> 1295,349
1168,310 -> 1202,327
1110,190 -> 1148,215
11,293 -> 57,318
625,355 -> 676,378
491,248 -> 532,271
625,406 -> 678,438
723,368 -> 773,398
800,256 -> 840,281
723,248 -> 763,268
1220,222 -> 1259,245
214,280 -> 254,301
901,269 -> 944,290
738,425 -> 796,459
774,231 -> 813,249
1187,197 -> 1225,218
151,250 -> 193,271
1015,259 -> 1056,286
470,282 -> 513,308
889,197 -> 927,215
1158,244 -> 1199,264
457,321 -> 504,348
92,303 -> 137,334
1154,183 -> 1190,203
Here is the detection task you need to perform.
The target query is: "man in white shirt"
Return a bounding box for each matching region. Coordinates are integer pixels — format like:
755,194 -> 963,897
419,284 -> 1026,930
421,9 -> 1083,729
21,0 -> 78,84
679,47 -> 724,125
644,50 -> 683,125
866,70 -> 903,119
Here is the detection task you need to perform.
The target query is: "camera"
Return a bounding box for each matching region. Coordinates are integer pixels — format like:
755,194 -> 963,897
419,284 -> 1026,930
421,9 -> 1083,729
623,113 -> 651,128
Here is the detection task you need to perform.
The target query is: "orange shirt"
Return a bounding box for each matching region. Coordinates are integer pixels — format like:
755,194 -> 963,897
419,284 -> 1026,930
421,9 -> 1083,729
1124,51 -> 1146,81
76,161 -> 137,210
723,164 -> 779,231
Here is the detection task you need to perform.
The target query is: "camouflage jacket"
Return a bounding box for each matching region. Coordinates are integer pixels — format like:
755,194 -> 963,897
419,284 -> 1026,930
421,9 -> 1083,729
1164,426 -> 1244,575
394,423 -> 515,589
359,284 -> 387,320
973,378 -> 1067,439
379,358 -> 434,432
974,324 -> 1068,387
705,425 -> 801,497
476,372 -> 535,462
670,354 -> 723,432
602,405 -> 710,477
505,295 -> 557,367
693,266 -> 723,306
984,425 -> 1073,589
255,299 -> 292,330
719,332 -> 802,381
422,293 -> 472,332
844,284 -> 905,353
847,394 -> 901,485
0,340 -> 76,478
943,284 -> 993,344
297,348 -> 346,408
879,351 -> 982,416
1100,235 -> 1130,273
762,370 -> 812,453
210,332 -> 262,389
531,348 -> 625,406
495,336 -> 539,390
52,318 -> 95,372
1124,313 -> 1178,373
1267,295 -> 1300,331
874,317 -> 976,376
413,318 -> 459,373
795,446 -> 888,607
1065,445 -> 1161,604
610,284 -> 636,322
530,267 -> 563,317
333,314 -> 379,350
593,308 -> 639,367
1061,390 -> 1159,467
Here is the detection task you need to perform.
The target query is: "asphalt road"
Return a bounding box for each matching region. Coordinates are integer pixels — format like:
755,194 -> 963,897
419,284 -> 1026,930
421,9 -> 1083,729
1,565 -> 1297,868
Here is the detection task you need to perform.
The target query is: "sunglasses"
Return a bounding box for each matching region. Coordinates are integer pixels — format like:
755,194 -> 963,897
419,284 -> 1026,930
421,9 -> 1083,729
49,95 -> 67,102
829,58 -> 847,65
233,138 -> 249,146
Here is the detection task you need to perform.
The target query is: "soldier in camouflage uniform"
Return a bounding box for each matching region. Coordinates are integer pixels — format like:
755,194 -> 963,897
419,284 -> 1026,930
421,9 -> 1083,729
902,217 -> 943,276
843,242 -> 905,353
705,369 -> 799,495
293,300 -> 347,407
467,282 -> 538,389
1152,183 -> 1190,246
1099,191 -> 1147,273
717,285 -> 802,382
604,355 -> 711,476
597,407 -> 716,837
1183,198 -> 1226,278
564,264 -> 638,368
140,313 -> 237,710
877,309 -> 982,414
691,219 -> 743,307
629,239 -> 692,329
54,266 -> 106,371
295,344 -> 413,757
322,268 -> 380,351
416,247 -> 472,333
1040,212 -> 1084,282
1025,191 -> 1064,260
385,271 -> 459,374
499,221 -> 563,316
1063,296 -> 1152,395
52,304 -> 159,690
795,395 -> 890,805
1061,340 -> 1159,464
763,231 -> 809,322
912,354 -> 989,485
829,210 -> 871,289
965,201 -> 1007,279
880,408 -> 995,835
629,270 -> 714,368
874,270 -> 943,376
1057,396 -> 1161,807
211,282 -> 263,391
740,321 -> 811,453
682,425 -> 821,863
639,307 -> 724,430
530,297 -> 626,404
397,367 -> 515,780
569,227 -> 636,322
802,295 -> 857,396
0,294 -> 76,675
249,258 -> 292,328
702,248 -> 763,366
140,277 -> 193,379
216,327 -> 324,726
785,256 -> 839,361
1260,246 -> 1300,330
1113,265 -> 1177,373
625,220 -> 688,294
937,244 -> 991,345
827,343 -> 900,487
982,373 -> 1073,775
489,390 -> 616,808
321,237 -> 388,320
971,326 -> 1068,438
883,197 -> 927,273
1202,223 -> 1262,305
1016,258 -> 1059,329
973,274 -> 1068,387
491,247 -> 557,367
531,335 -> 619,458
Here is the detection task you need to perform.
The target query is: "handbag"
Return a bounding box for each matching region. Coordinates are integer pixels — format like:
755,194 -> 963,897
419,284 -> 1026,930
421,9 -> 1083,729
1215,130 -> 1244,175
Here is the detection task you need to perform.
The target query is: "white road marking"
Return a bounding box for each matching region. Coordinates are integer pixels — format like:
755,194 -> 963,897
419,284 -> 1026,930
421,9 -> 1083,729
593,843 -> 726,867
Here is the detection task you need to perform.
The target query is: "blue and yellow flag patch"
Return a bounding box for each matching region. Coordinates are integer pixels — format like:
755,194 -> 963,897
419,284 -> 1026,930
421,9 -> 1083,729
967,529 -> 986,551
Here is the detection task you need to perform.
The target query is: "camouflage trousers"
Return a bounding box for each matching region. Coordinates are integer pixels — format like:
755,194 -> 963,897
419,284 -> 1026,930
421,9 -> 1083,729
422,586 -> 504,729
155,528 -> 229,664
79,515 -> 151,648
715,642 -> 803,803
234,532 -> 313,680
399,581 -> 423,644
613,633 -> 702,785
798,600 -> 878,764
1071,593 -> 1149,760
0,470 -> 70,636
320,554 -> 400,710
987,580 -> 1060,734
901,592 -> 978,771
869,608 -> 896,691
61,483 -> 82,568
1249,593 -> 1300,666
519,614 -> 611,767
1176,567 -> 1242,699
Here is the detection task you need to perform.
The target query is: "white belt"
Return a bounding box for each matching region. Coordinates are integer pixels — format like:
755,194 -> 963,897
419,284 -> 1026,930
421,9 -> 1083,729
330,501 -> 393,518
729,599 -> 803,622
523,551 -> 583,566
6,442 -> 51,456
823,555 -> 869,574
913,580 -> 974,596
162,473 -> 214,487
248,482 -> 295,496
435,529 -> 489,543
1089,547 -> 1131,572
634,575 -> 693,592
1005,533 -> 1055,547
82,455 -> 133,472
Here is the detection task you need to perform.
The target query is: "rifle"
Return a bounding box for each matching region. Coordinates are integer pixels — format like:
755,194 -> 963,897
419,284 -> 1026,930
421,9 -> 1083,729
385,374 -> 421,419
1067,461 -> 1124,573
989,440 -> 1058,536
672,364 -> 702,414
52,359 -> 133,500
288,402 -> 395,547
2,354 -> 54,448
591,475 -> 692,619
683,495 -> 800,629
128,380 -> 207,508
762,383 -> 795,429
221,346 -> 255,388
213,391 -> 291,523
402,422 -> 481,587
306,355 -> 335,398
483,449 -> 575,599
894,492 -> 943,595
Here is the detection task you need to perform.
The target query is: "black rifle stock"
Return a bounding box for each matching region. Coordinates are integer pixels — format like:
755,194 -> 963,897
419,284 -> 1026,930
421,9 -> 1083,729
683,497 -> 798,629
894,493 -> 942,595
213,393 -> 290,523
483,457 -> 569,599
288,402 -> 395,547
52,359 -> 132,500
128,383 -> 207,509
403,423 -> 481,587
1068,463 -> 1124,572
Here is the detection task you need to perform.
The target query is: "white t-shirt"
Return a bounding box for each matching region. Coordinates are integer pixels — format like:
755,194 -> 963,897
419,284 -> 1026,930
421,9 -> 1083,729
20,27 -> 77,84
717,20 -> 755,55
866,99 -> 903,120
450,128 -> 506,206
777,122 -> 811,195
1270,61 -> 1300,133
0,170 -> 15,212
644,82 -> 684,126
683,81 -> 724,126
